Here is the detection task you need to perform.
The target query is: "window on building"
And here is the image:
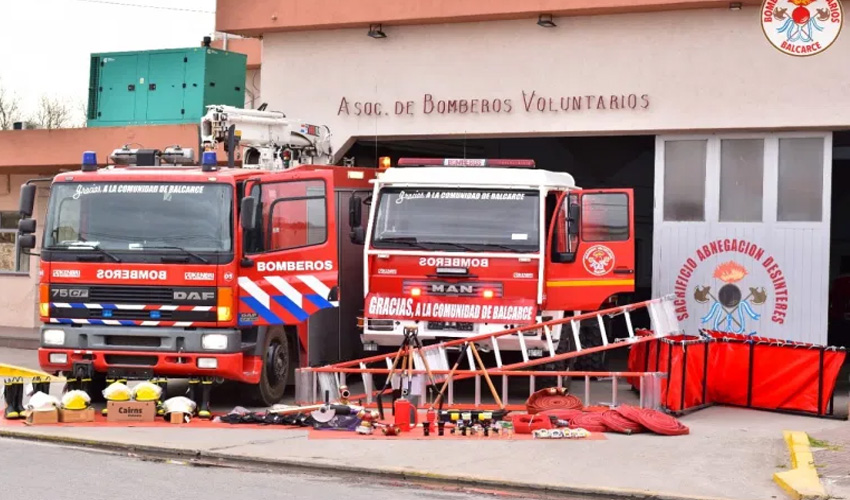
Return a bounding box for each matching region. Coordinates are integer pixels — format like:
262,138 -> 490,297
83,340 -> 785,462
778,137 -> 824,222
582,193 -> 629,241
663,140 -> 707,221
265,180 -> 327,252
0,211 -> 29,273
720,139 -> 764,222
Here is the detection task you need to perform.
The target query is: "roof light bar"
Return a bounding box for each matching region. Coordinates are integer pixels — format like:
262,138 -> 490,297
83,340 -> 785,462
396,158 -> 536,168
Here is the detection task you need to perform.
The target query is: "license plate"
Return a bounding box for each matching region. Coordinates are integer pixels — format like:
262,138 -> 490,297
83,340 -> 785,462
528,348 -> 544,358
428,321 -> 474,331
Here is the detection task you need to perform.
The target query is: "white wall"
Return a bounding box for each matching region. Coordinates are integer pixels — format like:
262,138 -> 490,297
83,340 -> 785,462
244,69 -> 262,109
260,6 -> 850,155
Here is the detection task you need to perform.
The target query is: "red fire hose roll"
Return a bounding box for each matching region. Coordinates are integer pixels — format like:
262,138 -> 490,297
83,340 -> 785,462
601,410 -> 645,434
636,409 -> 690,436
526,388 -> 583,414
568,412 -> 608,433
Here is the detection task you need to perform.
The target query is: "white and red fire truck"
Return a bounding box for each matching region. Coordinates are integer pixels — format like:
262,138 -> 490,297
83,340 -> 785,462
356,157 -> 635,366
17,106 -> 374,405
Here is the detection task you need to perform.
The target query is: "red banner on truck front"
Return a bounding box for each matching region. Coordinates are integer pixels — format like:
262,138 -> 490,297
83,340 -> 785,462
364,293 -> 537,324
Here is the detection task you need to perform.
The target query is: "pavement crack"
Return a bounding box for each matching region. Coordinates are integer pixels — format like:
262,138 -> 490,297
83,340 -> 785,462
207,439 -> 278,451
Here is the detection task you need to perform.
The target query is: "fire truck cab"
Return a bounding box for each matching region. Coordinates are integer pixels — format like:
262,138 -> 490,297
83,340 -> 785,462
357,158 -> 635,360
19,147 -> 374,406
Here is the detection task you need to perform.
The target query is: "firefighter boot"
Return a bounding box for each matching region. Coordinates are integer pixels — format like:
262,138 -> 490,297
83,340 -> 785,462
153,378 -> 167,416
3,379 -> 19,420
11,379 -> 26,419
101,378 -> 115,416
198,378 -> 212,419
186,378 -> 200,414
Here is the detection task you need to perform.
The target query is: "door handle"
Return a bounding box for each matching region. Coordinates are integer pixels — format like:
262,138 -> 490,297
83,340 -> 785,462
613,268 -> 634,275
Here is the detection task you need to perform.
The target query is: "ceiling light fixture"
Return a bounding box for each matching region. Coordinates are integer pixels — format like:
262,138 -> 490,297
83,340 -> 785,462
537,14 -> 557,28
368,23 -> 387,38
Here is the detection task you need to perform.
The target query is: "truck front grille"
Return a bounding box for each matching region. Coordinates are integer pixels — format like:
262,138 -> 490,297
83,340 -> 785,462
88,286 -> 175,304
104,336 -> 161,348
104,354 -> 158,366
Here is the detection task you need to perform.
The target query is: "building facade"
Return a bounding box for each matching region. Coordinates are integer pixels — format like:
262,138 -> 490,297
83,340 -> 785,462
218,0 -> 849,344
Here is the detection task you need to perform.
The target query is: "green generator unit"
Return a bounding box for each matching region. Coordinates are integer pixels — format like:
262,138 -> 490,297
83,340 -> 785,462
87,46 -> 247,127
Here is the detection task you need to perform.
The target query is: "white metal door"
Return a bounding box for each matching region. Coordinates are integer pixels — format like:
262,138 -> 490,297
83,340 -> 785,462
653,133 -> 832,344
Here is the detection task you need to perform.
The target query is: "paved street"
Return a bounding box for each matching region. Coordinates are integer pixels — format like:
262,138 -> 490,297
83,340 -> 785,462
0,438 -> 585,500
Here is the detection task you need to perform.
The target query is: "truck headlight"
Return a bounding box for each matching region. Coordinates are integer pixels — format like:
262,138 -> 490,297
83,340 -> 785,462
43,329 -> 65,346
202,334 -> 228,350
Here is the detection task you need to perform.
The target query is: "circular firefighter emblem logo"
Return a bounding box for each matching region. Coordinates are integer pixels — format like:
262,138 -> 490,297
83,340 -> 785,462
762,0 -> 843,56
583,245 -> 615,276
223,272 -> 234,283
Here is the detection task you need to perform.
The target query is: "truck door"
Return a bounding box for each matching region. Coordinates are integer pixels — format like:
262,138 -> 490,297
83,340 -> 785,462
238,170 -> 339,328
545,189 -> 635,312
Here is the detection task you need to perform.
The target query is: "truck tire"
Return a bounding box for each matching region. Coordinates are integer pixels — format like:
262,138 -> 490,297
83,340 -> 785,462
539,330 -> 575,388
244,329 -> 290,406
573,321 -> 606,372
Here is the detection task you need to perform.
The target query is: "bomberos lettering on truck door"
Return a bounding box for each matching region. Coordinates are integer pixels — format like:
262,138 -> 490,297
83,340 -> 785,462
257,260 -> 334,272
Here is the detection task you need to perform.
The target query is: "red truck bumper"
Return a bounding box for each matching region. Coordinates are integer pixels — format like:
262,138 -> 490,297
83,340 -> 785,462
38,348 -> 262,384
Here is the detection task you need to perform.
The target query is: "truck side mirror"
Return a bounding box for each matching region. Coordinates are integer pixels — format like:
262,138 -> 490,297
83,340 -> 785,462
18,218 -> 36,234
349,196 -> 366,244
240,196 -> 258,231
567,202 -> 580,236
19,185 -> 36,218
19,234 -> 36,251
349,196 -> 362,228
552,201 -> 579,263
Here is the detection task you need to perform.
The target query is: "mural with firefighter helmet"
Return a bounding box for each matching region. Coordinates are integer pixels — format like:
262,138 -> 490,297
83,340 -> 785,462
672,239 -> 790,336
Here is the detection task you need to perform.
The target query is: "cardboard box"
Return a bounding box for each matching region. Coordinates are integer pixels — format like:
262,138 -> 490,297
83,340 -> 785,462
24,408 -> 59,426
169,412 -> 188,424
59,407 -> 96,423
106,401 -> 156,423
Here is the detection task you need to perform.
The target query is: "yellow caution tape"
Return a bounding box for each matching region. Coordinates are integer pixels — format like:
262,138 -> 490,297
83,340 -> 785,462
0,363 -> 64,381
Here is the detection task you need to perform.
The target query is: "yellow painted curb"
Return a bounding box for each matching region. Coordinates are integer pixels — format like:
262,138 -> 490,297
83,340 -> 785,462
0,363 -> 61,381
773,430 -> 827,500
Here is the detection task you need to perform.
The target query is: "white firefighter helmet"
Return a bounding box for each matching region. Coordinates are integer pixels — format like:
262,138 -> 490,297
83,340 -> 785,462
27,391 -> 60,411
161,396 -> 197,416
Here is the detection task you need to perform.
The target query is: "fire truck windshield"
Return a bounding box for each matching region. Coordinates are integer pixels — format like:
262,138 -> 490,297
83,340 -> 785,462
371,188 -> 539,252
43,182 -> 232,253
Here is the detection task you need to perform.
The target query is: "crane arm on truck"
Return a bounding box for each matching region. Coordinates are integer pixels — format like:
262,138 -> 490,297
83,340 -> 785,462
200,104 -> 333,170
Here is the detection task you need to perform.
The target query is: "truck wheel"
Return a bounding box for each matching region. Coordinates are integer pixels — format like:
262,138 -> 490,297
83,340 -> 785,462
245,330 -> 290,406
539,332 -> 575,388
573,322 -> 606,372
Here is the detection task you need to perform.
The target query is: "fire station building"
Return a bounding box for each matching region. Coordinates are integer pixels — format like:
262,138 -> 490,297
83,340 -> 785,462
0,0 -> 848,347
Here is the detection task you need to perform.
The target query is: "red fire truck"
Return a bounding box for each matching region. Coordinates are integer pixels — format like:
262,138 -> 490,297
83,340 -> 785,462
18,107 -> 375,405
355,157 -> 635,368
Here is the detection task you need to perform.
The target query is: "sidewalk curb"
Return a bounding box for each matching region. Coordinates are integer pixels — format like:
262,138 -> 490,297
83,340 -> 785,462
773,430 -> 828,500
0,427 -> 741,500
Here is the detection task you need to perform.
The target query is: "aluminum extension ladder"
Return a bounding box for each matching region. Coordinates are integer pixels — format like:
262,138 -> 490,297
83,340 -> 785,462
296,295 -> 680,410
